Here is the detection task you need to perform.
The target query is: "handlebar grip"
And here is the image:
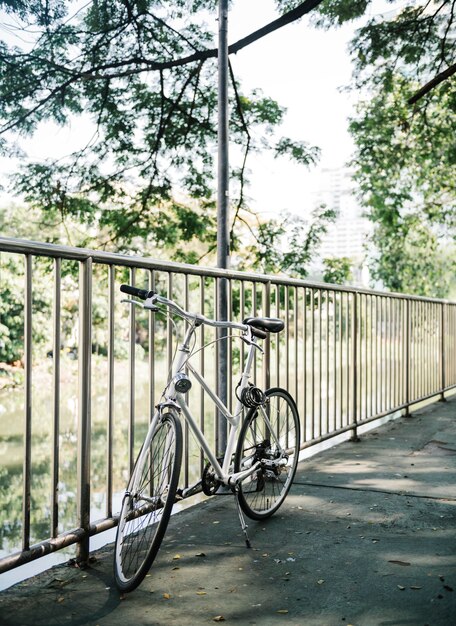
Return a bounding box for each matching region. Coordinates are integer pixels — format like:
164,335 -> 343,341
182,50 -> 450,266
120,284 -> 156,300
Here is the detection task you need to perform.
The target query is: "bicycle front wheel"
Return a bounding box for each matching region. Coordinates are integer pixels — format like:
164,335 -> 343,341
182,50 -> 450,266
234,387 -> 300,520
114,411 -> 182,593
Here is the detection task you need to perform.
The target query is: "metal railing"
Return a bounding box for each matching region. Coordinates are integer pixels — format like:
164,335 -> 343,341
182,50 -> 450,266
0,236 -> 455,574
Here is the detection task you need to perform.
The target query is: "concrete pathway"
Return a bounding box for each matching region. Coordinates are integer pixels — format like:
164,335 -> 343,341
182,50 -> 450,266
1,397 -> 455,626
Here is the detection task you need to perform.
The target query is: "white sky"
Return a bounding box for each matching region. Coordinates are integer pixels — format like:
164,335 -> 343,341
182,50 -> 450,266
228,0 -> 359,218
0,0 -> 370,220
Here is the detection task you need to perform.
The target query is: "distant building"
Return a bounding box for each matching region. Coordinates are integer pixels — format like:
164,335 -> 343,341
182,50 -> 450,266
311,167 -> 372,285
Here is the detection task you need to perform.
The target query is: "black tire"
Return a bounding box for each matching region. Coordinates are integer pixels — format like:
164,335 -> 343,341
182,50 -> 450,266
114,411 -> 182,592
234,387 -> 300,520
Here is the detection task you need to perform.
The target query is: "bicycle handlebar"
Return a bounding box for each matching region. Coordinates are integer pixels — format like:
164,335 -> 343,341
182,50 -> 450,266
120,284 -> 248,332
120,284 -> 156,300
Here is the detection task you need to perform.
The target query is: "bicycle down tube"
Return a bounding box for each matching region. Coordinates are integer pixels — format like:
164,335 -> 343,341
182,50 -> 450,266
166,317 -> 261,487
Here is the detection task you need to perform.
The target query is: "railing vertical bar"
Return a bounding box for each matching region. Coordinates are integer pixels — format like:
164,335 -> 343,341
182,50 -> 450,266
434,304 -> 442,390
399,299 -> 403,405
228,279 -> 234,410
338,291 -> 343,429
385,296 -> 391,411
379,297 -> 383,414
362,294 -> 367,419
106,264 -> 115,518
214,277 -> 220,450
199,276 -> 205,475
148,269 -> 156,423
422,301 -> 425,398
430,303 -> 434,394
184,274 -> 190,489
441,301 -> 446,398
411,301 -> 416,402
51,257 -> 61,537
326,290 -> 330,434
345,292 -> 350,429
374,296 -> 378,417
434,303 -> 438,394
370,294 -> 374,418
351,291 -> 358,440
22,255 -> 33,552
285,285 -> 290,394
311,289 -> 315,439
363,294 -> 367,419
253,281 -> 257,386
432,303 -> 436,394
405,299 -> 410,415
318,290 -> 322,437
426,303 -> 429,396
294,285 -> 298,410
77,256 -> 92,564
240,280 -> 245,379
303,287 -> 307,441
333,290 -> 337,431
423,302 -> 427,397
418,300 -> 422,398
264,281 -> 271,393
128,267 -> 136,473
392,297 -> 396,409
167,272 -> 174,378
386,297 -> 390,411
276,284 -> 280,388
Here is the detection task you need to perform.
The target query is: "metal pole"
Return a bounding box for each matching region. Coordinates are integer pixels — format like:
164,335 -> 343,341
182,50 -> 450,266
216,0 -> 229,456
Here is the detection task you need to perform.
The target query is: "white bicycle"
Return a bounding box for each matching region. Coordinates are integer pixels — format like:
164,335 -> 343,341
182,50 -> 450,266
113,284 -> 301,593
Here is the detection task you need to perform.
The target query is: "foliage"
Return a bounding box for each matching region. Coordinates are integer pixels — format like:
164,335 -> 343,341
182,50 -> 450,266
0,0 -> 320,257
238,205 -> 337,277
322,256 -> 352,285
313,0 -> 456,296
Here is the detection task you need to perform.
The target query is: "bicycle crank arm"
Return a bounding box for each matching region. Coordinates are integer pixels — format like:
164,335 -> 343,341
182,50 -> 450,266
175,479 -> 203,501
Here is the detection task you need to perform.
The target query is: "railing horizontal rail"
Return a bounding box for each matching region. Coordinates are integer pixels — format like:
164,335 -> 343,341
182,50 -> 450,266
0,236 -> 455,577
0,236 -> 452,302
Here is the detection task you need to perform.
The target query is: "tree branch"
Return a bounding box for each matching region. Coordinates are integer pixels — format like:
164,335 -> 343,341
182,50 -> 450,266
408,61 -> 456,105
229,0 -> 324,55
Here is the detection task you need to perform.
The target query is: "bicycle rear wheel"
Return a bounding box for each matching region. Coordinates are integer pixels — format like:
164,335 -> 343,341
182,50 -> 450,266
114,411 -> 182,593
234,387 -> 300,520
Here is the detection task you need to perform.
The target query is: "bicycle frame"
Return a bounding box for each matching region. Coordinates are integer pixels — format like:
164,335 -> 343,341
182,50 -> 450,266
156,320 -> 264,492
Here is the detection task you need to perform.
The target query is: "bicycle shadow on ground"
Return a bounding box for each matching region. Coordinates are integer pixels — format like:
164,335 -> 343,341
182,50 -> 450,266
0,551 -> 121,626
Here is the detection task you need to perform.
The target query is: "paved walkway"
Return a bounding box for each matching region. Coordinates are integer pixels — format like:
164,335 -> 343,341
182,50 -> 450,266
1,397 -> 455,626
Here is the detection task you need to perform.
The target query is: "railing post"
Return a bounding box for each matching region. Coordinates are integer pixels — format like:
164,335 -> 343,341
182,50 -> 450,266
77,257 -> 92,565
22,255 -> 32,552
405,298 -> 411,417
350,291 -> 360,441
51,258 -> 61,536
440,302 -> 446,401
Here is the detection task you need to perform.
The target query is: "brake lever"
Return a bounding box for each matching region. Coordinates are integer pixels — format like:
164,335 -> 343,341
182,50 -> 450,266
121,298 -> 144,308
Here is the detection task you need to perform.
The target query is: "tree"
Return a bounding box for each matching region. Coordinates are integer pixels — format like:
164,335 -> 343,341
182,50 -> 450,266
0,0 -> 323,259
308,0 -> 456,296
237,205 -> 338,277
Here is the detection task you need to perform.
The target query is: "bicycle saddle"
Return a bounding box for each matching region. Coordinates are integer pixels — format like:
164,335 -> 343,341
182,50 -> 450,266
243,317 -> 285,333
